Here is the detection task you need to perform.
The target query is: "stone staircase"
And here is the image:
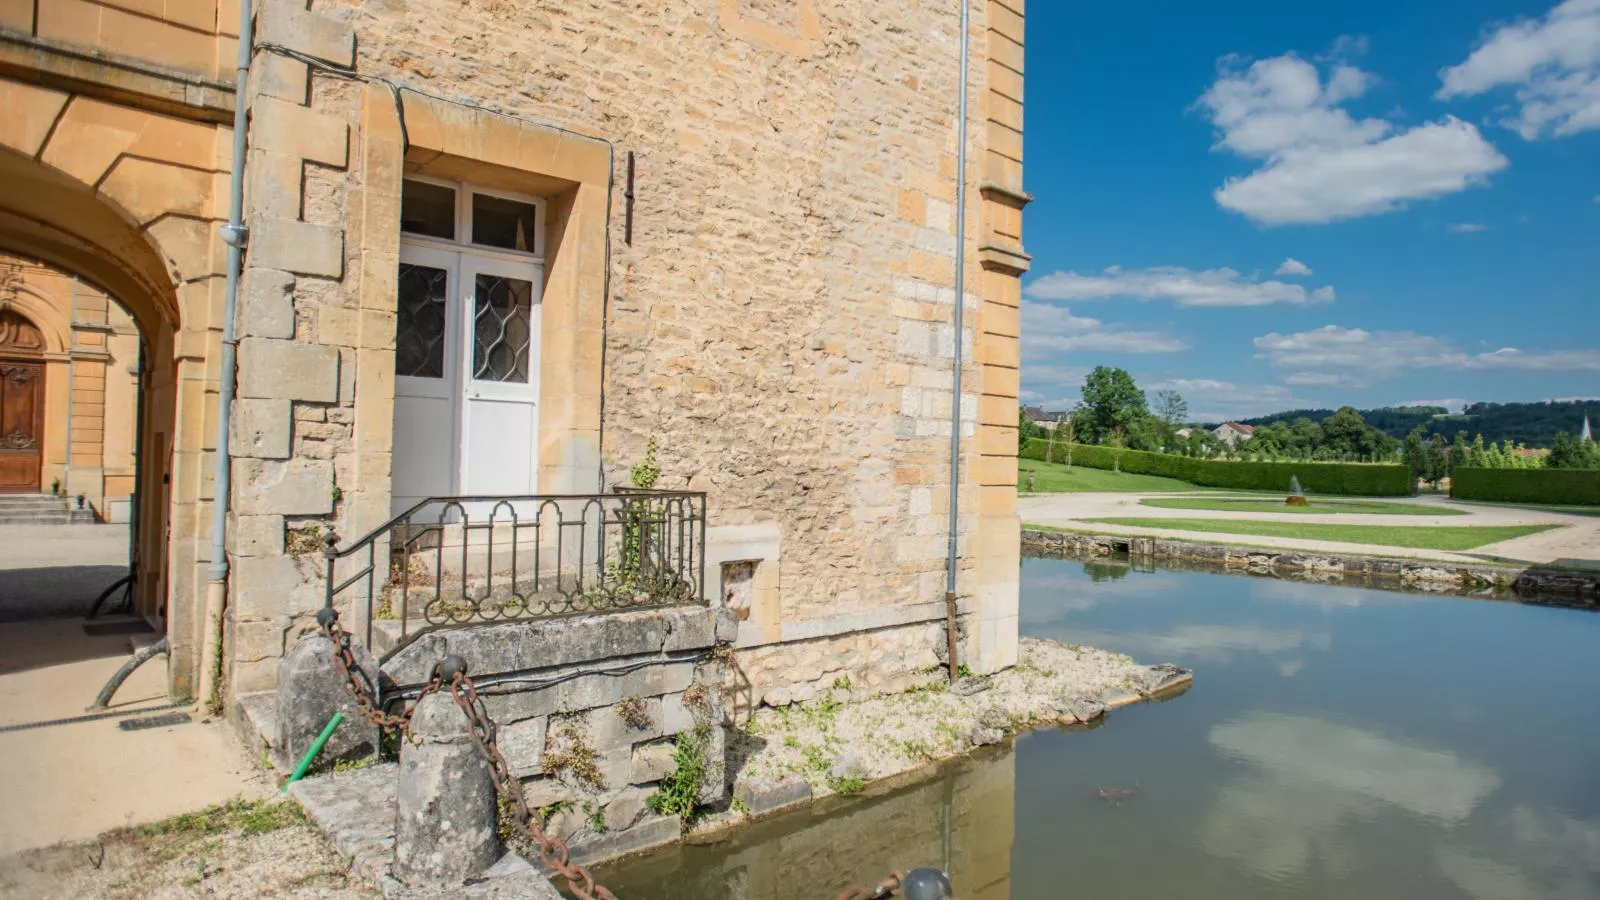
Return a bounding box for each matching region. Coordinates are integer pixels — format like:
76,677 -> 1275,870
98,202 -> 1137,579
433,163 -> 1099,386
0,493 -> 94,525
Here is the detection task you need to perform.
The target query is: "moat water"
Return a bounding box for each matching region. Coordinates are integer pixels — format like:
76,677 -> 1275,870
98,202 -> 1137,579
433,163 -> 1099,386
596,556 -> 1600,899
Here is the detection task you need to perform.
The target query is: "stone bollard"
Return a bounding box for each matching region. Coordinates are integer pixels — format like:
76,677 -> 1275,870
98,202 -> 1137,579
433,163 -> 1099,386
275,625 -> 379,771
393,664 -> 501,887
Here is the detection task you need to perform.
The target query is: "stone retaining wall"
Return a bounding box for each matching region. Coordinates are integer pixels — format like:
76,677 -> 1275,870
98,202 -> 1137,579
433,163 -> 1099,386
376,605 -> 738,861
1022,529 -> 1600,608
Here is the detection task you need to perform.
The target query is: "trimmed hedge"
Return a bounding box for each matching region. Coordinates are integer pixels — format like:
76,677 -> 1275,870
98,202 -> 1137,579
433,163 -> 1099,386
1022,439 -> 1412,496
1451,467 -> 1600,506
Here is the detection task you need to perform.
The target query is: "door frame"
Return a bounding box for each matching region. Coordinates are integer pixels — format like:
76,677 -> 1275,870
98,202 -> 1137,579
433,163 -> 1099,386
393,176 -> 547,509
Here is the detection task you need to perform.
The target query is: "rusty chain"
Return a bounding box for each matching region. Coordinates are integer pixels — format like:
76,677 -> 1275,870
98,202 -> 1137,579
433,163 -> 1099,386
319,610 -> 439,739
835,871 -> 905,900
318,609 -> 940,900
445,667 -> 618,900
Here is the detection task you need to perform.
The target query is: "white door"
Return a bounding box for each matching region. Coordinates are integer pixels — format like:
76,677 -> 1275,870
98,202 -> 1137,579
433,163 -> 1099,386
458,255 -> 541,498
393,244 -> 459,512
391,179 -> 544,516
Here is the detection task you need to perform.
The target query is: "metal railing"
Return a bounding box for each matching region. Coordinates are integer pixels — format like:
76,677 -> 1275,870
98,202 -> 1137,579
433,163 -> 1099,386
323,489 -> 707,650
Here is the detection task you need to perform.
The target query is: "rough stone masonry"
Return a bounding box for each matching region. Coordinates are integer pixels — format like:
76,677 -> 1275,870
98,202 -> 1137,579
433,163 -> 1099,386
223,0 -> 1029,707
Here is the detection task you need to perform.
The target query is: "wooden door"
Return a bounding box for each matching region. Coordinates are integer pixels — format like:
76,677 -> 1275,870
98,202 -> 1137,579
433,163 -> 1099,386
0,311 -> 45,493
0,362 -> 43,492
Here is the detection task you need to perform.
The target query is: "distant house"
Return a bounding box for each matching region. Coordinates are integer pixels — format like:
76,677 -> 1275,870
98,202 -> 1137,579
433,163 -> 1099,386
1175,427 -> 1193,439
1213,422 -> 1255,447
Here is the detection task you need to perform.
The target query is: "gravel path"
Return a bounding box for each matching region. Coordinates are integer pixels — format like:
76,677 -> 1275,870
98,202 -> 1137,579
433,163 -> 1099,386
1019,492 -> 1600,568
0,799 -> 378,900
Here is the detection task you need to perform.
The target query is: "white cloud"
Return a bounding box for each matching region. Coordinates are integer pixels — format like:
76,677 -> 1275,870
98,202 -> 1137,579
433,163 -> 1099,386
1461,347 -> 1600,370
1254,324 -> 1600,384
1449,222 -> 1490,233
1146,378 -> 1306,422
1198,54 -> 1508,224
1397,398 -> 1468,413
1282,371 -> 1367,387
1027,265 -> 1335,307
1438,0 -> 1600,139
1020,301 -> 1188,354
1275,257 -> 1314,276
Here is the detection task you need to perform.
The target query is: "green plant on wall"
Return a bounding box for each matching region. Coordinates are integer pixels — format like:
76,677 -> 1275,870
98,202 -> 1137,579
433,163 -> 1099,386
646,724 -> 708,824
584,436 -> 694,610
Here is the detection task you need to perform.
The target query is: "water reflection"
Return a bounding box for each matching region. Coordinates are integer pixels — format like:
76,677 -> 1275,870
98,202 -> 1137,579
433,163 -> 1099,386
1436,806 -> 1600,900
597,750 -> 1017,899
1201,712 -> 1502,883
600,558 -> 1600,899
1210,713 -> 1501,822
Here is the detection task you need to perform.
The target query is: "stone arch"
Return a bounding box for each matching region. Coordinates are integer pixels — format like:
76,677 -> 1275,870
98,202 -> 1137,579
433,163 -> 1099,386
0,78 -> 230,697
0,284 -> 72,356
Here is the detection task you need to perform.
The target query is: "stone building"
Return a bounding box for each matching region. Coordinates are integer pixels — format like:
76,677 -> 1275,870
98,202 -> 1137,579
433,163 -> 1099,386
0,0 -> 1028,707
0,253 -> 141,521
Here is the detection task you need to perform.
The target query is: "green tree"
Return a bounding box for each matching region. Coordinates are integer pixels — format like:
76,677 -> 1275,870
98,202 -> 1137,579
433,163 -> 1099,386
1018,409 -> 1041,453
1107,425 -> 1128,473
1424,434 -> 1449,486
1080,367 -> 1149,444
1450,431 -> 1471,472
1402,426 -> 1427,485
1321,406 -> 1373,458
1548,432 -> 1600,469
1152,389 -> 1188,451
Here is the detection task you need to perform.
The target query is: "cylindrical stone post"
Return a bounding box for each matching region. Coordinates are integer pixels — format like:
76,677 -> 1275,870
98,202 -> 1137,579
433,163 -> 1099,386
275,629 -> 378,771
393,688 -> 501,887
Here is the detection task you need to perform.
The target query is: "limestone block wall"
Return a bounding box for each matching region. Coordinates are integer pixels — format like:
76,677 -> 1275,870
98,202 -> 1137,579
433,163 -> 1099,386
379,606 -> 736,858
228,0 -> 1027,700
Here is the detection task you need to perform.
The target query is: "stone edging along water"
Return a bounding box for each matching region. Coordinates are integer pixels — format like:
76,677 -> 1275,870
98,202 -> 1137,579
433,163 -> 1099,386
1022,528 -> 1600,609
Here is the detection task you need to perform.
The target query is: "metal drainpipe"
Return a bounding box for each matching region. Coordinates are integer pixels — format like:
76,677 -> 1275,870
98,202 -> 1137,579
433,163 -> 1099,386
196,0 -> 252,713
943,0 -> 972,682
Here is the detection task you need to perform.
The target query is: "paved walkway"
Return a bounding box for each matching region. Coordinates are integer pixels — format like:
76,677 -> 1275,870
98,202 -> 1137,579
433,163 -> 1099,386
0,523 -> 270,856
1019,492 -> 1600,570
0,524 -> 131,620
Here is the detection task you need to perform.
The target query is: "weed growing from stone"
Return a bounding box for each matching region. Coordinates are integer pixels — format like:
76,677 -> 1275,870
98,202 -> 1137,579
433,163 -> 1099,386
584,801 -> 607,834
826,773 -> 866,795
799,744 -> 830,774
616,696 -> 653,731
542,719 -> 604,790
647,726 -> 708,824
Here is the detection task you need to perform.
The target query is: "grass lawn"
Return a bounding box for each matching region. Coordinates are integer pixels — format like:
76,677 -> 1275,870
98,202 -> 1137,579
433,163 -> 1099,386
1139,496 -> 1466,516
1446,499 -> 1600,518
1081,517 -> 1559,551
1018,458 -> 1208,493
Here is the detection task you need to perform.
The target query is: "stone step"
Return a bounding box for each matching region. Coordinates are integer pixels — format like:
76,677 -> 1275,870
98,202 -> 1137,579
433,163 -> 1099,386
0,511 -> 72,525
0,495 -> 68,510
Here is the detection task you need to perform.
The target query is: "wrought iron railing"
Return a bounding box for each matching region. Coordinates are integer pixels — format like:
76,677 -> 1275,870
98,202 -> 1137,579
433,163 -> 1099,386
323,490 -> 707,651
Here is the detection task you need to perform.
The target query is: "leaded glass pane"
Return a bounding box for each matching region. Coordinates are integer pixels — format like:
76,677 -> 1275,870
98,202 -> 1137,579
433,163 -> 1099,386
396,263 -> 448,378
472,274 -> 533,383
471,193 -> 537,253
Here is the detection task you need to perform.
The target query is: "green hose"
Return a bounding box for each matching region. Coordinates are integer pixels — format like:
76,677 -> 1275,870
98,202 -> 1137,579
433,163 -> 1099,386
283,711 -> 344,791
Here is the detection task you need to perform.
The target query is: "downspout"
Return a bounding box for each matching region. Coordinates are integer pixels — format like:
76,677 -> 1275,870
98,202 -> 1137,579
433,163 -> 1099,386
197,0 -> 252,712
944,0 -> 972,682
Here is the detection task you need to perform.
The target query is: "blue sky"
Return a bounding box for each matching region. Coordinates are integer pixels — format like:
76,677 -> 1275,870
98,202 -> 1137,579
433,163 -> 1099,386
1019,0 -> 1600,422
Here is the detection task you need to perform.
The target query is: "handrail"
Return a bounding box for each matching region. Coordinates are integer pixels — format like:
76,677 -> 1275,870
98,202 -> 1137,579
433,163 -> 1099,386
322,491 -> 708,652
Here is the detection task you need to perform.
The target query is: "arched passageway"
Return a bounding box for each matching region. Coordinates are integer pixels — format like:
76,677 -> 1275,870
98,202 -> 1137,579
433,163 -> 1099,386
0,85 -> 231,695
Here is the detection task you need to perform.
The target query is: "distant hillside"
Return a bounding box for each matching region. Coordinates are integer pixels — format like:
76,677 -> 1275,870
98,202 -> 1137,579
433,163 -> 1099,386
1237,401 -> 1599,448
